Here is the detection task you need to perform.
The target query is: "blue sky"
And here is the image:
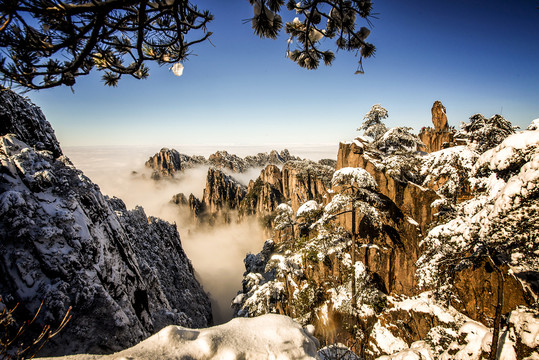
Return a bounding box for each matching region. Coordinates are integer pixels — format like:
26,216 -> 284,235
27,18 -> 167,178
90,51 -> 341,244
26,0 -> 539,148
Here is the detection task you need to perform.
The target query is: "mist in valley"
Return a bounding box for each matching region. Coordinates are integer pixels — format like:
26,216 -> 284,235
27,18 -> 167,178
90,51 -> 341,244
63,144 -> 336,324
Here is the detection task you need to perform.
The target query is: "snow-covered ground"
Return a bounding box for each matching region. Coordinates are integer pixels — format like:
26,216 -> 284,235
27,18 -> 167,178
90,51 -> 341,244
36,314 -> 321,360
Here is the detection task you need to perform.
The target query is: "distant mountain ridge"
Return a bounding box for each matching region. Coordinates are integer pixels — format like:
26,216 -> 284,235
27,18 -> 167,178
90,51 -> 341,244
145,147 -> 302,179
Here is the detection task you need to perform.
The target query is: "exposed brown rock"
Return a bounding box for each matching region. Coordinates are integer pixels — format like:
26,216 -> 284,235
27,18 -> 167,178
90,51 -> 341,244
145,148 -> 205,178
281,161 -> 333,212
432,100 -> 449,132
240,165 -> 284,217
333,195 -> 422,296
418,131 -> 455,153
451,259 -> 534,326
336,141 -> 439,234
202,168 -> 246,215
418,101 -> 459,153
237,161 -> 332,227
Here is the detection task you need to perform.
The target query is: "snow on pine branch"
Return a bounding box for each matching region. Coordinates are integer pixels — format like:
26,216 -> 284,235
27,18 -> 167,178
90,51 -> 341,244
331,167 -> 377,190
416,130 -> 539,290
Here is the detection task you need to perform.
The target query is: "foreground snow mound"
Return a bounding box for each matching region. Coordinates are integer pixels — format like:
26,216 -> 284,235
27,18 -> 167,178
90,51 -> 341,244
37,314 -> 320,360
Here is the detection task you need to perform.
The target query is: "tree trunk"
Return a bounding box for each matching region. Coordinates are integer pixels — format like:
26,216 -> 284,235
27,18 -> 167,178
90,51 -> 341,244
487,254 -> 505,360
351,206 -> 356,309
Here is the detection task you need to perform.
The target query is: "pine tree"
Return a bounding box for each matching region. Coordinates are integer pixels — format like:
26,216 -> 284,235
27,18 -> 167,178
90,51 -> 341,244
456,114 -> 516,153
0,0 -> 378,90
358,104 -> 388,141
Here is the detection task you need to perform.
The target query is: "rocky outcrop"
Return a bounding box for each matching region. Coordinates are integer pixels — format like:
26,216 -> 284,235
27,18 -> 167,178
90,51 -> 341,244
208,149 -> 300,173
244,149 -> 299,168
418,130 -> 455,153
145,148 -> 205,179
0,87 -> 62,158
203,168 -> 246,214
418,101 -> 458,153
233,182 -> 425,355
208,151 -> 246,173
451,258 -> 534,326
336,141 -> 438,234
183,161 -> 333,227
146,148 -> 300,179
0,90 -> 211,356
431,100 -> 448,131
240,165 -> 284,217
281,160 -> 333,212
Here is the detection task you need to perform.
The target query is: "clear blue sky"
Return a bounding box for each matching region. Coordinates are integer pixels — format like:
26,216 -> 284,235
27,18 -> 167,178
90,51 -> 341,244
25,0 -> 539,147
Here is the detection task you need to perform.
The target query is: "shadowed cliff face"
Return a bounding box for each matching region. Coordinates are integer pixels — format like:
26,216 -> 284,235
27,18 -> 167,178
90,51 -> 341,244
0,90 -> 212,356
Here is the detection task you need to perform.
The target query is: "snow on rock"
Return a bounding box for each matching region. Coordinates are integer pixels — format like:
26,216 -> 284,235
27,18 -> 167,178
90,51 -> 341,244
319,343 -> 360,360
0,89 -> 62,157
331,167 -> 377,190
527,118 -> 539,131
0,89 -> 211,356
369,321 -> 409,355
420,145 -> 479,199
376,341 -> 435,360
36,314 -> 320,360
296,200 -> 321,218
392,292 -> 457,324
496,307 -> 539,359
417,130 -> 539,290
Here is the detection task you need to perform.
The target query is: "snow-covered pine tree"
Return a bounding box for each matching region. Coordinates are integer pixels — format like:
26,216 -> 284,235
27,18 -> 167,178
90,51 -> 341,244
373,126 -> 424,154
357,104 -> 388,141
456,114 -> 516,153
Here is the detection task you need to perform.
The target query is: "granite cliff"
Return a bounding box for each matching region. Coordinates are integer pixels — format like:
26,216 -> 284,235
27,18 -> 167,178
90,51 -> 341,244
233,119 -> 539,359
418,101 -> 458,153
0,90 -> 212,356
146,147 -> 300,179
174,160 -> 334,228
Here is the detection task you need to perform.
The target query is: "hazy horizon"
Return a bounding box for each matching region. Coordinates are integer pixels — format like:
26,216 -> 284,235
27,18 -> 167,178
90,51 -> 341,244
25,0 -> 538,148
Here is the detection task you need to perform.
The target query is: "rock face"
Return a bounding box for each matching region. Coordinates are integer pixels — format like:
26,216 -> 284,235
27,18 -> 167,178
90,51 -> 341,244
240,165 -> 284,217
431,100 -> 448,132
451,258 -> 534,327
281,161 -> 333,212
202,168 -> 246,215
146,148 -> 300,179
336,141 -> 438,234
182,160 -> 334,227
0,88 -> 62,158
0,90 -> 212,356
233,121 -> 538,359
233,179 -> 424,355
208,151 -> 246,173
418,101 -> 457,153
145,148 -> 205,179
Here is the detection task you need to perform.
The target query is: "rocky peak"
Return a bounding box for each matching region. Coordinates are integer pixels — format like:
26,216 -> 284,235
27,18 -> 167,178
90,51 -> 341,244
0,88 -> 62,158
431,100 -> 449,132
281,160 -> 333,212
202,168 -> 246,215
0,90 -> 212,356
145,147 -> 181,178
337,141 -> 438,234
145,148 -> 206,179
419,101 -> 457,153
208,151 -> 246,173
260,164 -> 282,187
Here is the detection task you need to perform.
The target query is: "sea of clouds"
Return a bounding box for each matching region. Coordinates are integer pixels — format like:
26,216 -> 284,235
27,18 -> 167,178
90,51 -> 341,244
63,144 -> 337,323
